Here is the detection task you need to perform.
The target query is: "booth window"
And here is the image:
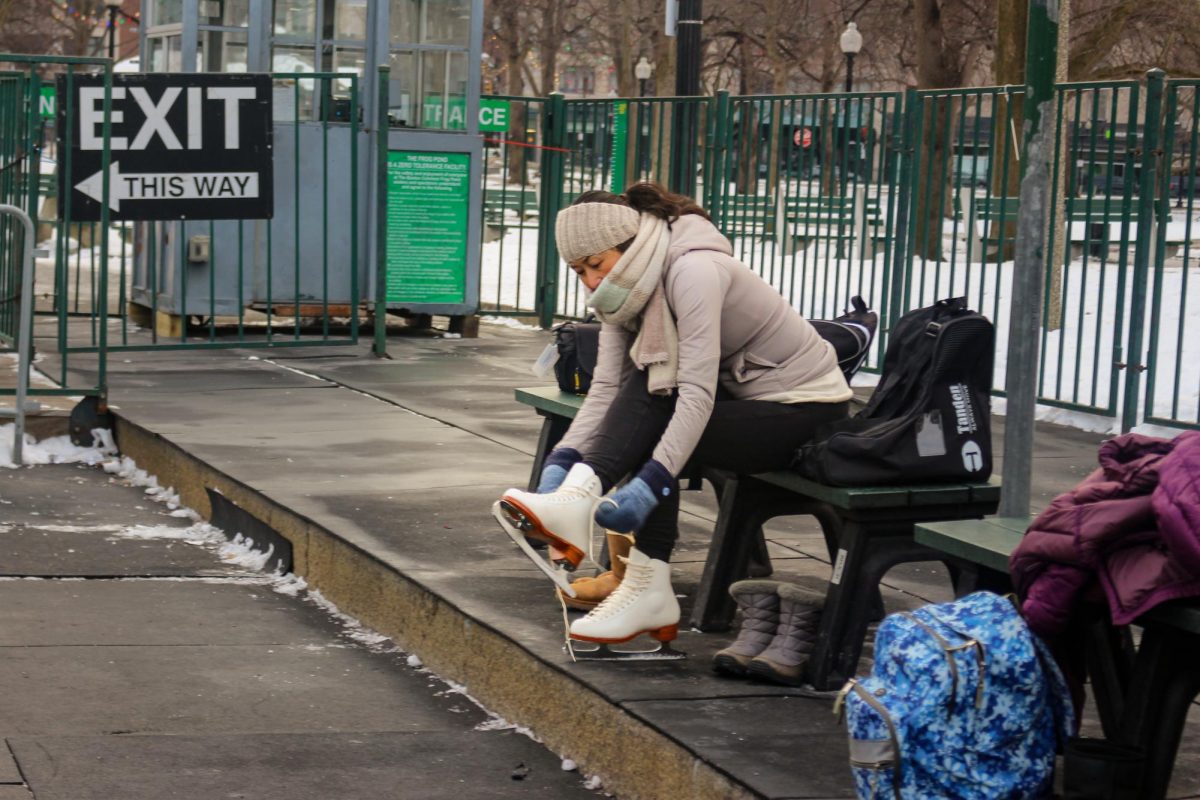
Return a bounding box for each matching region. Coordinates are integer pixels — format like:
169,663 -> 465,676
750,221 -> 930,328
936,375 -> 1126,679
148,0 -> 184,26
272,0 -> 367,122
388,0 -> 471,130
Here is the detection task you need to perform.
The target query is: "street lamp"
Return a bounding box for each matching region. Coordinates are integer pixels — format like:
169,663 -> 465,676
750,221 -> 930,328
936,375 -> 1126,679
634,56 -> 653,97
104,0 -> 122,61
839,21 -> 863,93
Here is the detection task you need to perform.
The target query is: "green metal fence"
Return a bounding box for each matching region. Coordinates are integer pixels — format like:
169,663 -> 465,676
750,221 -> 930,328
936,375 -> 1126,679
491,73 -> 1200,432
0,54 -> 112,404
1146,77 -> 1200,430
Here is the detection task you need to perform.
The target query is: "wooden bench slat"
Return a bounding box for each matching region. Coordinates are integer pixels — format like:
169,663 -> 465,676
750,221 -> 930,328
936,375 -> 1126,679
915,518 -> 1021,574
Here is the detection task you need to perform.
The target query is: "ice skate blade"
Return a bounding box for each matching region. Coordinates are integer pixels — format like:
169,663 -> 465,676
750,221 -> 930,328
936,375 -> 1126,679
567,641 -> 686,662
492,501 -> 577,598
495,497 -> 586,569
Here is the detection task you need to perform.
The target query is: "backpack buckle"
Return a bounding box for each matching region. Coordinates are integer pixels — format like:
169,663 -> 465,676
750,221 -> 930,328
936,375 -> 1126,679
925,321 -> 943,337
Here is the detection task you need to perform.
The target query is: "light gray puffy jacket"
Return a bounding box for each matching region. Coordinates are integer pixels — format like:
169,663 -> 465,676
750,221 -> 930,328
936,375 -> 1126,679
557,213 -> 841,476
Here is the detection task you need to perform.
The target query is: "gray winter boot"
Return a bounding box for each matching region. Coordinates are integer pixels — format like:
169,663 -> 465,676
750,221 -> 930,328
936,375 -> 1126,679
711,580 -> 782,677
747,584 -> 824,686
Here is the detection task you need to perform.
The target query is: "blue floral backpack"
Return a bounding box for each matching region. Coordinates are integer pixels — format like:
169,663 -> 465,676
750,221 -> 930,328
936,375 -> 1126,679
836,591 -> 1074,799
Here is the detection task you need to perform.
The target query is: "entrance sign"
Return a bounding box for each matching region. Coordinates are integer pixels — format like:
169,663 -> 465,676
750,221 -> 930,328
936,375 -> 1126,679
57,73 -> 273,221
420,97 -> 511,132
385,151 -> 469,304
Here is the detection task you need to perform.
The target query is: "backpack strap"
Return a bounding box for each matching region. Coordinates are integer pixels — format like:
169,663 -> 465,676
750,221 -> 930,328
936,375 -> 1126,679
843,679 -> 903,800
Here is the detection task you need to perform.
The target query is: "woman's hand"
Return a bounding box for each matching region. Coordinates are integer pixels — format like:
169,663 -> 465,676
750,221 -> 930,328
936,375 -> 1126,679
594,460 -> 673,533
537,448 -> 583,493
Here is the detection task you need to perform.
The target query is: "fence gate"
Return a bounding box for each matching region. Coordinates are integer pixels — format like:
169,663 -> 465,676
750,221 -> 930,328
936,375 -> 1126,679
1145,78 -> 1200,430
0,54 -> 110,407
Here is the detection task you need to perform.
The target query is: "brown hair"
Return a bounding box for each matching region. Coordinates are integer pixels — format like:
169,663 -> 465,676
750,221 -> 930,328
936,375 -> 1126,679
571,182 -> 711,253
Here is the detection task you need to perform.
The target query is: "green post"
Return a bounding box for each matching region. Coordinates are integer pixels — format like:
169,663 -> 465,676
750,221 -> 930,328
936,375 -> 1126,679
535,92 -> 566,329
1121,69 -> 1165,432
373,65 -> 389,357
705,91 -> 731,218
887,88 -> 920,338
998,0 -> 1059,518
609,100 -> 628,194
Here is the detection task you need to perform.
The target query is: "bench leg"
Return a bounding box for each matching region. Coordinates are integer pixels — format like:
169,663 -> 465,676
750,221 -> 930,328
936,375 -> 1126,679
526,413 -> 572,492
706,471 -> 771,579
806,527 -> 948,691
1118,627 -> 1200,800
689,475 -> 758,632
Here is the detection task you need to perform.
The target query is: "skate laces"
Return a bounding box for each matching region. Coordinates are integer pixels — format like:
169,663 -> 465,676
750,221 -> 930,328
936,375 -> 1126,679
583,555 -> 651,621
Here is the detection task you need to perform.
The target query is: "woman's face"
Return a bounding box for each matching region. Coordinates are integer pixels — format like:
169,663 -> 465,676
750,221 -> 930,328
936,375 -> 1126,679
569,248 -> 622,292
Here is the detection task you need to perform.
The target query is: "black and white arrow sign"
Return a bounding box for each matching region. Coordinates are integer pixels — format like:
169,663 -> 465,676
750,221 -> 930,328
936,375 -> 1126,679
58,73 -> 273,222
75,162 -> 260,212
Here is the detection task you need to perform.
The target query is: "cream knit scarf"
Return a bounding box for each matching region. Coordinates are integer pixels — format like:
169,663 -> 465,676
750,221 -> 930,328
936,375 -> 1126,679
588,214 -> 679,395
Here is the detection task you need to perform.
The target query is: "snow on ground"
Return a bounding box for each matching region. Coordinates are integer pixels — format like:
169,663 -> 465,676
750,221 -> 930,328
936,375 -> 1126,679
0,425 -> 608,792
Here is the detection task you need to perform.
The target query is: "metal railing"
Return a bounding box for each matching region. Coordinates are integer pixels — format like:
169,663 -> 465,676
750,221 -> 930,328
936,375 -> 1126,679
491,72 -> 1200,432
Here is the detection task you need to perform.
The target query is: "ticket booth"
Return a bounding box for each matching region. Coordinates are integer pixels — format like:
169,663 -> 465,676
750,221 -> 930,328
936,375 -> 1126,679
135,0 -> 483,329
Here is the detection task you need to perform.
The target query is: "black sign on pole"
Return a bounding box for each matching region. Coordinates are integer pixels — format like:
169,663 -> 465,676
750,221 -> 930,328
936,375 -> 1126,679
57,73 -> 273,222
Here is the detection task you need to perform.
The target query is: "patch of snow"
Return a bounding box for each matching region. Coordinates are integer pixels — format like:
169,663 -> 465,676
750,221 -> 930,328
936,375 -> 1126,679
0,425 -> 117,469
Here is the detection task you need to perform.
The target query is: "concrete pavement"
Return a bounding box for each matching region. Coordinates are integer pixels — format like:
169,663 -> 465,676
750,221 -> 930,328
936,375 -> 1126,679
8,318 -> 1200,799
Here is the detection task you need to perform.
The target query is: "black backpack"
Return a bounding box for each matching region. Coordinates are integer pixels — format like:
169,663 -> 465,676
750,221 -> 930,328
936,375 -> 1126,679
553,317 -> 601,395
792,297 -> 994,486
551,297 -> 878,396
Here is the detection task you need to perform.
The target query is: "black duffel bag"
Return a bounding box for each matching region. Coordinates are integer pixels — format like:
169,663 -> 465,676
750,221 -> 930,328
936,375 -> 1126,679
792,297 -> 994,486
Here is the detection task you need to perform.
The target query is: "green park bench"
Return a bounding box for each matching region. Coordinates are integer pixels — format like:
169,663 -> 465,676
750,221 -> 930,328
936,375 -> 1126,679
482,188 -> 539,230
960,193 -> 1189,261
715,193 -> 887,257
915,516 -> 1200,800
515,384 -> 1000,690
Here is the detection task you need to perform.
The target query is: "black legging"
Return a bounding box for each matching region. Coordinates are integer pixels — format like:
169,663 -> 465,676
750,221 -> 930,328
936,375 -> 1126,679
581,369 -> 849,562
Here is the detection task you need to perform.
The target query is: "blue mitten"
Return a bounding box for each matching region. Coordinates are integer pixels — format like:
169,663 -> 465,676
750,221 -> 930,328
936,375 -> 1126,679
594,460 -> 674,533
537,447 -> 582,493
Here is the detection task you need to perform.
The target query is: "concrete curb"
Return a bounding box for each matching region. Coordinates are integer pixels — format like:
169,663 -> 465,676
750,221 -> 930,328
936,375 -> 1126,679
111,414 -> 759,800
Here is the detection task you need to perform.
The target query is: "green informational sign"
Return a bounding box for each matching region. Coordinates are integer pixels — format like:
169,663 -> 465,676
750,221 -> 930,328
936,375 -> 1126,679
420,97 -> 511,132
385,150 -> 470,305
609,101 -> 628,193
39,86 -> 55,118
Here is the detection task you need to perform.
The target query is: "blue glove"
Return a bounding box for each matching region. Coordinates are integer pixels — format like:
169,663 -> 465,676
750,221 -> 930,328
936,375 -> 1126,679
594,460 -> 674,533
537,447 -> 582,493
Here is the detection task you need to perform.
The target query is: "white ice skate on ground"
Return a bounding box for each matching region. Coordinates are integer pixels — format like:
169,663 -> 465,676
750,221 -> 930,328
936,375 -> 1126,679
567,548 -> 685,662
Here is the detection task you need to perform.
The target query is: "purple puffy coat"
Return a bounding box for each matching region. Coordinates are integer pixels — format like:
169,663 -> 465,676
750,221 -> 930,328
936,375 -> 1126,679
1010,431 -> 1200,637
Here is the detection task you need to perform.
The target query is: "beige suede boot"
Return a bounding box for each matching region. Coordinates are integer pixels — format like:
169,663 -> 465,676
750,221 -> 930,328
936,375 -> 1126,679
559,532 -> 634,611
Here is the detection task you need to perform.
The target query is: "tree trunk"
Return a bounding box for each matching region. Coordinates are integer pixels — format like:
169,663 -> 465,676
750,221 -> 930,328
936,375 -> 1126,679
502,11 -> 529,186
913,0 -> 962,261
991,0 -> 1026,261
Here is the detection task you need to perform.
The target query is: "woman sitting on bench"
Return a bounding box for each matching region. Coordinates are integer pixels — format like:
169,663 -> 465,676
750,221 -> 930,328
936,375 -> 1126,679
495,183 -> 851,656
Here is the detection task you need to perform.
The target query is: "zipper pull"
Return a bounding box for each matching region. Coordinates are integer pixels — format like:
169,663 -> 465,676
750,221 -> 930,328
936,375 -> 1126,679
833,679 -> 856,723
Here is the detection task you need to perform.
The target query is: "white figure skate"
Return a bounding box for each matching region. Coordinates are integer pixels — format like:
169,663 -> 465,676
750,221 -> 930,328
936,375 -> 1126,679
493,463 -> 602,597
567,547 -> 685,661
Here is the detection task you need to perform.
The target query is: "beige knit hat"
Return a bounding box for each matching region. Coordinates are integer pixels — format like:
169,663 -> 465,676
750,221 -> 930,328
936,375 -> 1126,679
555,202 -> 641,264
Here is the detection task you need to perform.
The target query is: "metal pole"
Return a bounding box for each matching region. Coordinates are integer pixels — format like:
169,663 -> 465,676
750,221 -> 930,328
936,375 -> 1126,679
1,204 -> 36,466
373,65 -> 389,357
1122,69 -> 1165,432
998,0 -> 1059,518
108,6 -> 117,61
845,54 -> 855,93
668,0 -> 701,195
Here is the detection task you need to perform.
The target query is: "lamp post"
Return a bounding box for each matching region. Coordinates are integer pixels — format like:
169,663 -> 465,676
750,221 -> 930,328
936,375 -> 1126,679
839,21 -> 862,93
634,56 -> 653,97
105,0 -> 122,61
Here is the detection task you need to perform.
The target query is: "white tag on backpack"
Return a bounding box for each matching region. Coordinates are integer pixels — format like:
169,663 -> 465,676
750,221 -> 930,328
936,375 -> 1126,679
531,342 -> 559,377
